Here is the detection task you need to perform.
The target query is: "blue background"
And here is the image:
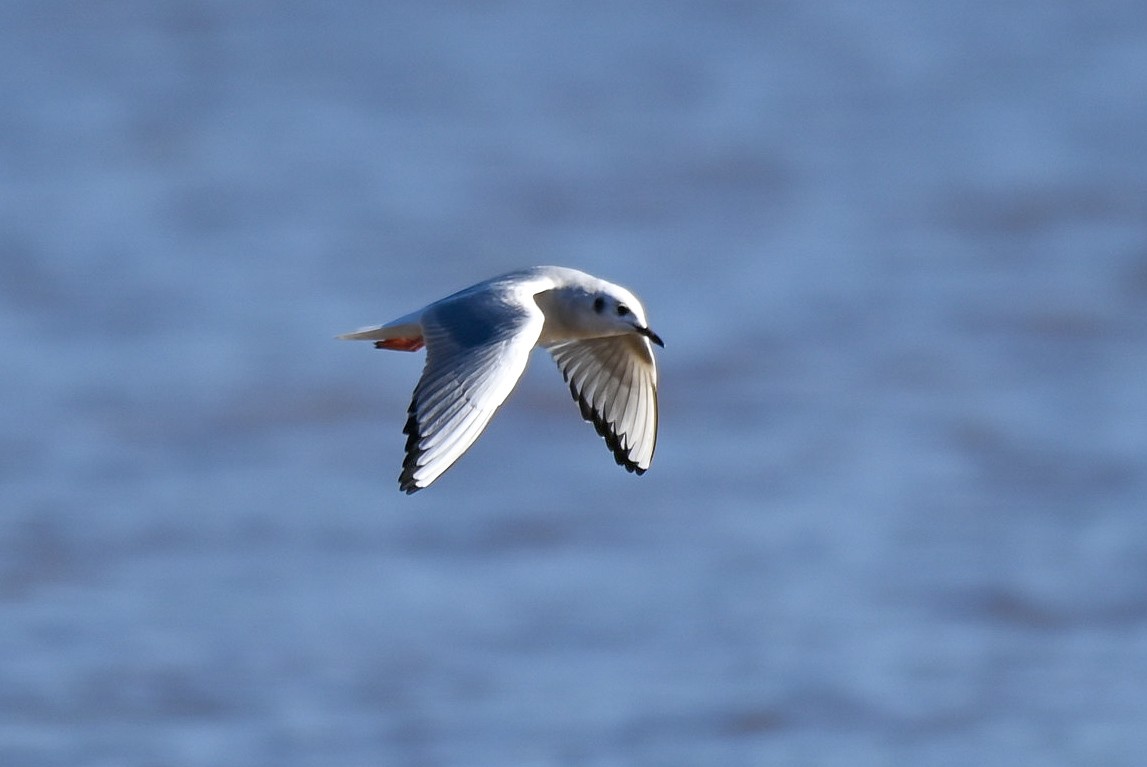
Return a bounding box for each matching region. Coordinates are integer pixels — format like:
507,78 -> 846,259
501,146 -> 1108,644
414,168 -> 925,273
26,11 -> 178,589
3,2 -> 1146,764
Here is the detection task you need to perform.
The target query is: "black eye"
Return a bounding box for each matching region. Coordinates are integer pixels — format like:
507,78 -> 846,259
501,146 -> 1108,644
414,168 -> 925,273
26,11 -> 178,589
616,303 -> 630,316
593,297 -> 605,313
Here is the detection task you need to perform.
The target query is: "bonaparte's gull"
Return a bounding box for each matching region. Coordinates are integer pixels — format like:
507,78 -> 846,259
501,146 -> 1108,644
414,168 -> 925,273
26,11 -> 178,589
340,266 -> 663,493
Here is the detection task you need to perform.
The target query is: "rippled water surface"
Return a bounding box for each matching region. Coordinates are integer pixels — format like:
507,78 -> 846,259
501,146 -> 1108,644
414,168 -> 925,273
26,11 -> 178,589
3,2 -> 1147,765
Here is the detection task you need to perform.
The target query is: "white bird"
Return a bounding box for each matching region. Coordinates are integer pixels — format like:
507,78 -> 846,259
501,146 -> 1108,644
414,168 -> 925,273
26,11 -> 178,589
340,266 -> 663,493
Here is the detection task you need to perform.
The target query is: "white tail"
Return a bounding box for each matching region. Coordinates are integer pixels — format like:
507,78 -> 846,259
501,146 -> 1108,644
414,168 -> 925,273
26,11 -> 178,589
337,325 -> 392,341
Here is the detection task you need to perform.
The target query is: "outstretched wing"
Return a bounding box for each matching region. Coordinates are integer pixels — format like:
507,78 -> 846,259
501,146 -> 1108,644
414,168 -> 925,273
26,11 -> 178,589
548,335 -> 658,473
401,292 -> 544,493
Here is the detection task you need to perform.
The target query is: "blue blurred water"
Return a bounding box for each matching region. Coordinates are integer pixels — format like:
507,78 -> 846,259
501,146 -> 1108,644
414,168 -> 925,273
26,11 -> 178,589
3,1 -> 1147,765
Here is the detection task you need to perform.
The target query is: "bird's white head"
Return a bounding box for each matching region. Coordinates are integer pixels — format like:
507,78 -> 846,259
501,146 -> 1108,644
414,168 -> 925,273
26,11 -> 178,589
532,278 -> 663,348
584,285 -> 663,347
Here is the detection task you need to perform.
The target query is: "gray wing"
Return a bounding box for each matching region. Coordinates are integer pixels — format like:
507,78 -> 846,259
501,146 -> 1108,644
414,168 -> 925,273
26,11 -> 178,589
400,292 -> 544,493
548,335 -> 658,473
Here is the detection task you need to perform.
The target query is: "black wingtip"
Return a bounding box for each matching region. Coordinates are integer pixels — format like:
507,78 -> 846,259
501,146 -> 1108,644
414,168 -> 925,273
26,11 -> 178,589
398,400 -> 425,493
567,381 -> 645,474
